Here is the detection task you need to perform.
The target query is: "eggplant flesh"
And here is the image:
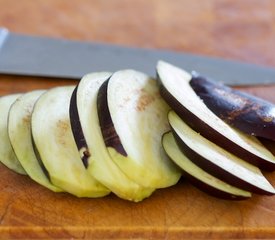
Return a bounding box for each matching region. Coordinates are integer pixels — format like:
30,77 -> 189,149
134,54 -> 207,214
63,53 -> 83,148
31,86 -> 110,198
168,111 -> 275,195
162,132 -> 251,200
156,60 -> 275,171
0,94 -> 26,174
98,69 -> 181,189
190,74 -> 275,140
70,72 -> 155,202
8,90 -> 62,192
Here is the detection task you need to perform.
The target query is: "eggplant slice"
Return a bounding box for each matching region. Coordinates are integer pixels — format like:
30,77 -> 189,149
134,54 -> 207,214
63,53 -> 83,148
8,90 -> 62,192
162,132 -> 251,200
168,111 -> 275,195
97,70 -> 181,189
0,93 -> 26,174
157,60 -> 275,171
31,86 -> 110,198
70,72 -> 155,202
190,74 -> 275,140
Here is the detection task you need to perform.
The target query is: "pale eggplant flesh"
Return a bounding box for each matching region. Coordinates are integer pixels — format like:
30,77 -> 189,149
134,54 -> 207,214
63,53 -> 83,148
8,90 -> 62,192
190,74 -> 275,140
168,111 -> 275,195
97,69 -> 182,189
69,72 -> 155,202
156,60 -> 275,171
162,132 -> 251,200
31,86 -> 110,198
0,93 -> 26,174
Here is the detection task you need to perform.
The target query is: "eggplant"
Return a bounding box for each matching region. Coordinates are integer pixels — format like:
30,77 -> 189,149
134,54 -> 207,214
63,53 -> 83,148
8,90 -> 62,192
31,86 -> 110,198
168,111 -> 275,195
190,73 -> 275,140
0,93 -> 26,174
69,72 -> 155,202
97,70 -> 181,189
156,60 -> 275,171
162,132 -> 251,200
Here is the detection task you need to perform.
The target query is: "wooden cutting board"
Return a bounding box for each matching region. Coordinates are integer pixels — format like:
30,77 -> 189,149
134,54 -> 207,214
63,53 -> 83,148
1,76 -> 275,240
1,0 -> 275,239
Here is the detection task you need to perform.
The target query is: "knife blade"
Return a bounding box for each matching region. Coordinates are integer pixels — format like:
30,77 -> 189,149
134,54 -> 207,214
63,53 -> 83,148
1,27 -> 275,86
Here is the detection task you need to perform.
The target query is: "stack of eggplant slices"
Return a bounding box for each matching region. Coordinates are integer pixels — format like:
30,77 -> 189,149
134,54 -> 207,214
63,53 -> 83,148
1,60 -> 275,202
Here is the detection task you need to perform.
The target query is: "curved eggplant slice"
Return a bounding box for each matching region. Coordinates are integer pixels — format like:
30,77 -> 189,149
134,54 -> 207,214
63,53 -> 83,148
8,90 -> 62,192
157,61 -> 275,171
70,72 -> 155,202
168,111 -> 275,195
97,70 -> 181,189
190,74 -> 275,140
0,93 -> 26,174
162,132 -> 251,200
31,86 -> 110,198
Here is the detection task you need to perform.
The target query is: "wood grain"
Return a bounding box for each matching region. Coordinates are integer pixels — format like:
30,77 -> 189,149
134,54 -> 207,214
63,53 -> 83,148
0,0 -> 275,239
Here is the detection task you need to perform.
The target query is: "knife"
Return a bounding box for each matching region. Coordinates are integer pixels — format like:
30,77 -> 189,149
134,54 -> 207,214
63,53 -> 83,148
1,27 -> 275,86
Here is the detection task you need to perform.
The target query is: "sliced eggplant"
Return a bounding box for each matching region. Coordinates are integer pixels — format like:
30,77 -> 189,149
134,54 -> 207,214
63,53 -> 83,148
0,94 -> 26,174
168,111 -> 275,195
31,86 -> 110,198
69,72 -> 155,202
162,132 -> 251,200
97,70 -> 181,189
259,138 -> 275,157
190,74 -> 275,140
8,90 -> 62,192
157,60 -> 275,171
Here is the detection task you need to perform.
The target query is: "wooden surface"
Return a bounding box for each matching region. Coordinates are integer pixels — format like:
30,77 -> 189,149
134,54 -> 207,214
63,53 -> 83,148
1,0 -> 275,239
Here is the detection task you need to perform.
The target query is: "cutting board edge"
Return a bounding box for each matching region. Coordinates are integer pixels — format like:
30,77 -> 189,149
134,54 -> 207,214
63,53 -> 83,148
0,226 -> 275,239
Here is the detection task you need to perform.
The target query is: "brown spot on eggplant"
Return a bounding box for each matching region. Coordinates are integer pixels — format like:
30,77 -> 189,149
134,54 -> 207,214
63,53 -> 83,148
136,92 -> 155,112
56,119 -> 70,146
22,113 -> 31,125
97,80 -> 128,157
190,75 -> 275,140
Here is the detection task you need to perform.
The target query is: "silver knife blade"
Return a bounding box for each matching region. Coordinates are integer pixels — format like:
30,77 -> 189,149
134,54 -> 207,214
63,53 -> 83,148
1,27 -> 275,86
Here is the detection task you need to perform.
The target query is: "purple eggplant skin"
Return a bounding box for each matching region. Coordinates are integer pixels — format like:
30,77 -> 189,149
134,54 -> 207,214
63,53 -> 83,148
177,170 -> 249,200
259,137 -> 275,157
179,170 -> 249,200
69,85 -> 90,168
161,133 -> 250,200
97,79 -> 128,157
171,129 -> 274,196
32,136 -> 51,180
157,75 -> 275,171
190,74 -> 275,140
